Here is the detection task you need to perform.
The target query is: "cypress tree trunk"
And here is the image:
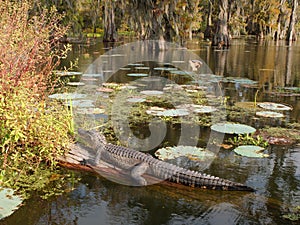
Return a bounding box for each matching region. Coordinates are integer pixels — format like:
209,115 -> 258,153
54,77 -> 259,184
212,0 -> 230,48
286,0 -> 298,42
103,0 -> 117,42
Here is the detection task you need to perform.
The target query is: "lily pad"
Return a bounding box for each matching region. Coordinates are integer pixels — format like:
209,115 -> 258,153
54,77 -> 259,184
135,67 -> 150,70
153,67 -> 178,71
48,93 -> 87,100
211,123 -> 256,134
156,108 -> 190,117
155,146 -> 215,161
120,85 -> 138,90
67,82 -> 85,86
127,73 -> 148,77
128,63 -> 144,66
97,87 -> 114,93
126,97 -> 146,103
0,188 -> 23,220
258,102 -> 292,111
140,90 -> 164,95
146,106 -> 166,115
169,70 -> 189,76
66,99 -> 94,108
82,73 -> 103,77
193,106 -> 218,113
54,71 -> 82,76
233,145 -> 268,158
256,111 -> 284,118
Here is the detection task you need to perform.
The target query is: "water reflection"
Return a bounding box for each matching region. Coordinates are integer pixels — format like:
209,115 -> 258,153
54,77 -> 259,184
2,38 -> 300,225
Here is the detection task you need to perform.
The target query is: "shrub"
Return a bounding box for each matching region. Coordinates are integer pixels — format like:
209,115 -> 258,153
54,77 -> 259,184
0,0 -> 76,197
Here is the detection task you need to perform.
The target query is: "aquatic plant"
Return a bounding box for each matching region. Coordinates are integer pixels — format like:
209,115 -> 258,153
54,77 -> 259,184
283,206 -> 300,221
0,188 -> 23,220
211,123 -> 256,134
228,134 -> 269,148
233,145 -> 268,158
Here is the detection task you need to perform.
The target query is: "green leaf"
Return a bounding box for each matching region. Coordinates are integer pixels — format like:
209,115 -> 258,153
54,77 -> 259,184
0,188 -> 23,220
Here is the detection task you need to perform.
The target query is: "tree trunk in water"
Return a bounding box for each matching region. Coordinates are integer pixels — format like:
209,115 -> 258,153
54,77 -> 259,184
286,0 -> 298,42
274,0 -> 286,40
212,0 -> 230,47
103,0 -> 117,42
204,0 -> 213,39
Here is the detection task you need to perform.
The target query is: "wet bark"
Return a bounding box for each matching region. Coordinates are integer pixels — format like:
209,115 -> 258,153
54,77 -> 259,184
212,0 -> 231,47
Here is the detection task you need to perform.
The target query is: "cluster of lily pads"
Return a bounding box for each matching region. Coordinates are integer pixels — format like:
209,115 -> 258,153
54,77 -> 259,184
48,64 -> 299,165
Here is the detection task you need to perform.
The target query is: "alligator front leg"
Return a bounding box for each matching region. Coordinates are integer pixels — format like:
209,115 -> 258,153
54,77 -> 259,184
130,162 -> 149,186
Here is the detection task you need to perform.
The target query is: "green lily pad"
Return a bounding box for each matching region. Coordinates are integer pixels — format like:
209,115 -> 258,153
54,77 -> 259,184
119,67 -> 131,71
135,67 -> 150,70
66,100 -> 94,108
48,93 -> 87,100
127,73 -> 149,77
82,73 -> 103,77
128,63 -> 144,66
211,123 -> 256,134
0,188 -> 23,220
155,146 -> 215,161
156,108 -> 190,117
256,111 -> 284,118
126,97 -> 146,103
193,106 -> 218,113
146,106 -> 166,115
258,102 -> 292,111
153,67 -> 178,71
54,71 -> 82,76
67,82 -> 85,86
140,90 -> 164,95
233,145 -> 268,158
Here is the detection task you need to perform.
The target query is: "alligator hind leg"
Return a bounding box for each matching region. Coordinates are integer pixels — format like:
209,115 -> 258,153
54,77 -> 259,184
130,162 -> 149,186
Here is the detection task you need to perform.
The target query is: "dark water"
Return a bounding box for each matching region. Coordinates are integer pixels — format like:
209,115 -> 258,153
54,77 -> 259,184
2,37 -> 300,225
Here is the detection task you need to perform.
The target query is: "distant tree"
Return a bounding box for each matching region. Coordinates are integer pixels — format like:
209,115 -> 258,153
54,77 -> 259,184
103,0 -> 117,42
126,0 -> 201,44
212,0 -> 230,47
286,0 -> 298,42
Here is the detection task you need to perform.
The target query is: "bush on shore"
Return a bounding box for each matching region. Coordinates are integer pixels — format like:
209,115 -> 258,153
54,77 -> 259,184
0,0 -> 76,198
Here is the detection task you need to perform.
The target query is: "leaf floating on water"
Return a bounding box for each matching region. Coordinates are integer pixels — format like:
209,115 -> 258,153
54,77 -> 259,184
140,90 -> 164,95
256,111 -> 284,118
126,97 -> 146,103
155,146 -> 215,161
48,93 -> 87,100
211,123 -> 256,134
126,73 -> 149,77
0,188 -> 23,220
146,106 -> 166,115
156,108 -> 190,117
233,145 -> 268,158
153,67 -> 178,71
258,102 -> 292,111
67,82 -> 85,86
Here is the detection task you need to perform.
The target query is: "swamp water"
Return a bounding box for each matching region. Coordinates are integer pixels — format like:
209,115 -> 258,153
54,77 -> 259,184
2,37 -> 300,225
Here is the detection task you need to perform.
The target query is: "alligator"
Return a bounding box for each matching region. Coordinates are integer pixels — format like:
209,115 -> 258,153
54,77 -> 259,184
77,128 -> 255,191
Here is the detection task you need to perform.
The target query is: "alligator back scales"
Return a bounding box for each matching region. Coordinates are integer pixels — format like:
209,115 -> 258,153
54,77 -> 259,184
78,129 -> 255,191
